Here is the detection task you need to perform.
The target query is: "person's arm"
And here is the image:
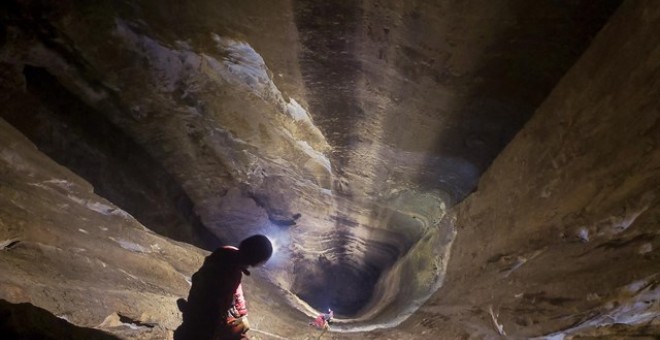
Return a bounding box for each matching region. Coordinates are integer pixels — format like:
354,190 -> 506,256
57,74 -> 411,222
229,284 -> 248,317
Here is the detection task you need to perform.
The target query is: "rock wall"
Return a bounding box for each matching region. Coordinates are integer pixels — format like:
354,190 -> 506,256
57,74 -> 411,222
0,117 -> 309,338
392,0 -> 660,338
0,118 -> 206,338
3,0 -> 651,337
0,63 -> 215,249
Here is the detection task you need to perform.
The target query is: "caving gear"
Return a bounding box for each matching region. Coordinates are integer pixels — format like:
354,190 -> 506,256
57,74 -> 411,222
226,283 -> 250,336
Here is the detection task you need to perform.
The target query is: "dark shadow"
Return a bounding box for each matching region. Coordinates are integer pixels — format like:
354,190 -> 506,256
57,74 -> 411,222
413,0 -> 623,202
293,0 -> 364,169
0,64 -> 221,251
1,1 -> 224,250
0,299 -> 120,340
292,0 -> 384,317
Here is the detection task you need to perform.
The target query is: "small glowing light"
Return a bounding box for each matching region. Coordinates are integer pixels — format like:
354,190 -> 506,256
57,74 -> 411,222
257,222 -> 291,268
267,236 -> 279,256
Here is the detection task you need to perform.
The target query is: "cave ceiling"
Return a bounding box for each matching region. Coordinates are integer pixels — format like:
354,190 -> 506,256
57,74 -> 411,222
0,0 -> 621,323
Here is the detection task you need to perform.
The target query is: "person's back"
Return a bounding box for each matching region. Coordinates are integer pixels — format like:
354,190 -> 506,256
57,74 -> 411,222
174,235 -> 272,340
175,247 -> 242,339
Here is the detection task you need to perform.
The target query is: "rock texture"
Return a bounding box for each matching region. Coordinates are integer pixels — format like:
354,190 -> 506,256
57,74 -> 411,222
0,300 -> 119,339
386,1 -> 660,338
0,118 -> 204,338
1,0 -> 659,339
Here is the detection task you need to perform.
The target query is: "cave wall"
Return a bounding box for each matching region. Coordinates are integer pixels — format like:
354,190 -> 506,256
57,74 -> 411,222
0,116 -> 311,338
3,0 -> 657,338
0,0 -> 622,321
390,0 -> 660,338
0,63 -> 216,249
0,118 -> 206,337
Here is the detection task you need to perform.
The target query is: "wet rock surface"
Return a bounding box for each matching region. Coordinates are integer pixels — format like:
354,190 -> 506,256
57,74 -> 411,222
1,0 -> 659,339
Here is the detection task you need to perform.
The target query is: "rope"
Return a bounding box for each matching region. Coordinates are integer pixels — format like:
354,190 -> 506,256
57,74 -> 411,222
249,327 -> 289,340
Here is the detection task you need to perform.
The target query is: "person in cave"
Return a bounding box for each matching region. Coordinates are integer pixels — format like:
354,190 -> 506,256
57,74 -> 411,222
310,308 -> 333,330
174,234 -> 273,340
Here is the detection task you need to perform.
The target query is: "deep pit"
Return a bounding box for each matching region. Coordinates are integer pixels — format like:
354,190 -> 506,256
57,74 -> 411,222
2,1 -> 660,339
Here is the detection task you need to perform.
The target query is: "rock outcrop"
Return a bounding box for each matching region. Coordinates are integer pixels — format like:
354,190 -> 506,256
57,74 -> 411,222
0,118 -> 204,338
